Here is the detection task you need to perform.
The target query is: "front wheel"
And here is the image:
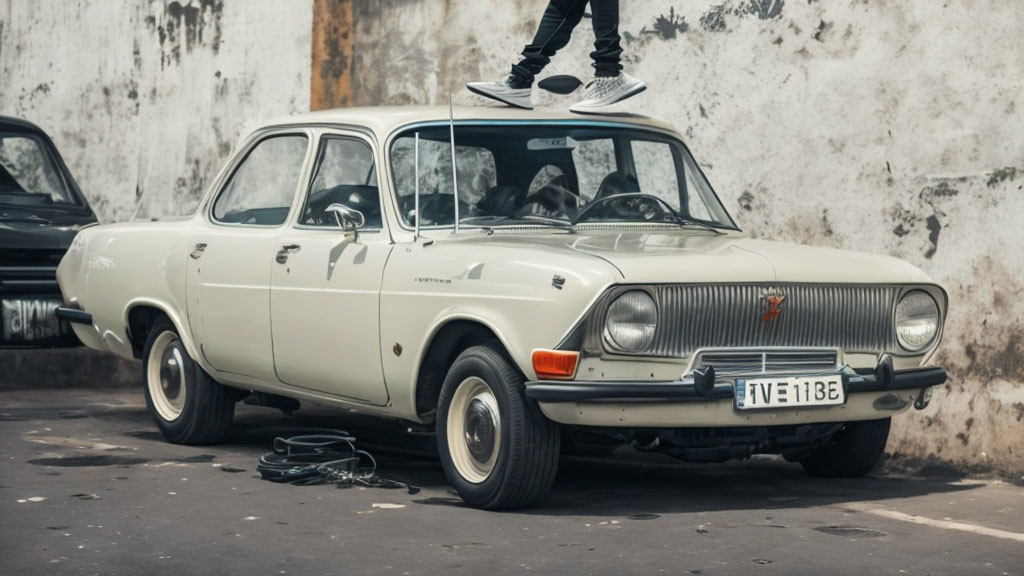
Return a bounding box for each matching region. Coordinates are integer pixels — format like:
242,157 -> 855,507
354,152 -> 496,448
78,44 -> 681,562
799,418 -> 891,478
142,318 -> 235,445
436,343 -> 560,509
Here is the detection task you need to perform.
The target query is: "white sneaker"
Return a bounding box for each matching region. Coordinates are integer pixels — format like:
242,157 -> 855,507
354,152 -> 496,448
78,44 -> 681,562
466,77 -> 534,110
569,73 -> 647,114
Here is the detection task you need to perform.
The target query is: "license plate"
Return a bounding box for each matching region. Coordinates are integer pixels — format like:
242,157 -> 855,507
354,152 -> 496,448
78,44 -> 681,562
734,374 -> 845,411
2,298 -> 67,343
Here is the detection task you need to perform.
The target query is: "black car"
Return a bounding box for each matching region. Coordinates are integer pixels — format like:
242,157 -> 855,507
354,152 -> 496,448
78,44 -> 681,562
1,116 -> 97,347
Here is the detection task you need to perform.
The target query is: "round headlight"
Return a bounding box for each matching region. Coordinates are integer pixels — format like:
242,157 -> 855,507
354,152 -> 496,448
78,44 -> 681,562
604,291 -> 658,352
895,291 -> 939,351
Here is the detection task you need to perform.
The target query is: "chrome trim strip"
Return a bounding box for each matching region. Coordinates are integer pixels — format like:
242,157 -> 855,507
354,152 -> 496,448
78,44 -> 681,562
689,347 -> 841,376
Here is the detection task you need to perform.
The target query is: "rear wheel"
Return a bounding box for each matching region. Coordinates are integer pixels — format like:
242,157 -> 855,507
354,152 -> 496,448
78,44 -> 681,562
799,418 -> 891,478
436,343 -> 560,509
142,318 -> 234,445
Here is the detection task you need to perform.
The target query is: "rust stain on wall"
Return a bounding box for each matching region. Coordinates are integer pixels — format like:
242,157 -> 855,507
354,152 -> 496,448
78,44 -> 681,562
311,0 -> 354,110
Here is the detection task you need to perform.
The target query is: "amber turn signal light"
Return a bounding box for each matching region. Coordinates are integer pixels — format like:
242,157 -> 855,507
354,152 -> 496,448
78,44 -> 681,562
532,350 -> 579,380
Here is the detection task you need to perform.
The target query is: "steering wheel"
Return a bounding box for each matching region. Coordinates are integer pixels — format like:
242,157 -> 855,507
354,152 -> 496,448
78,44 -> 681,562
571,193 -> 677,226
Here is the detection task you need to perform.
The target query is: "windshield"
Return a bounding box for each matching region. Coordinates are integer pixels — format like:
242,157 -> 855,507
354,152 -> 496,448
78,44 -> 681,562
389,124 -> 736,229
0,132 -> 77,207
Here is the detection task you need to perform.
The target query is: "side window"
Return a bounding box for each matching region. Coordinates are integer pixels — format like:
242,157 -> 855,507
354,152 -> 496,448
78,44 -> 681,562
301,138 -> 381,229
212,135 -> 308,226
632,141 -> 682,212
572,138 -> 616,200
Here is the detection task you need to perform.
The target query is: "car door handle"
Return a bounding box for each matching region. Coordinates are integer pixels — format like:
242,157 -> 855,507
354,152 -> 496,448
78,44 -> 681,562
190,243 -> 207,260
276,244 -> 301,264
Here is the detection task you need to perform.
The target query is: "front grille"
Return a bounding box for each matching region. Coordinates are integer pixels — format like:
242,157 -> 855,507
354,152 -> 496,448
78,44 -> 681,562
0,266 -> 60,296
694,349 -> 839,376
586,284 -> 900,358
0,249 -> 65,267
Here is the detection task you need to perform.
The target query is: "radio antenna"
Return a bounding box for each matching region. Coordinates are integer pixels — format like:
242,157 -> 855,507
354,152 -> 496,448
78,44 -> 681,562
413,131 -> 420,241
448,95 -> 460,234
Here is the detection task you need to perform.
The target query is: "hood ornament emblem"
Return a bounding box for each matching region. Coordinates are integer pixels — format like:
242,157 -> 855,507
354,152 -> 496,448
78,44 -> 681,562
761,289 -> 786,323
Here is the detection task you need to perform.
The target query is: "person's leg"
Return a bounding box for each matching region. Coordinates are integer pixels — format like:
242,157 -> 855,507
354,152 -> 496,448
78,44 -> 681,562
570,0 -> 645,114
510,0 -> 588,88
467,0 -> 586,109
587,0 -> 623,78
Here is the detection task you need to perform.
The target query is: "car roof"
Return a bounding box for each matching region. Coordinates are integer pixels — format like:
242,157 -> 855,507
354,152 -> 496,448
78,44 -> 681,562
262,105 -> 680,139
0,115 -> 47,134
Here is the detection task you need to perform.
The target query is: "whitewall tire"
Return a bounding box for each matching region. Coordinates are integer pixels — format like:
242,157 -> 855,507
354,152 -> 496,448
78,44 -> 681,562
142,318 -> 235,445
436,343 -> 560,509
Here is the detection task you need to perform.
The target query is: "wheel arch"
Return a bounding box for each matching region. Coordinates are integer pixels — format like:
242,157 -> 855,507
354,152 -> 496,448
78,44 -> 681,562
124,298 -> 200,362
412,315 -> 525,423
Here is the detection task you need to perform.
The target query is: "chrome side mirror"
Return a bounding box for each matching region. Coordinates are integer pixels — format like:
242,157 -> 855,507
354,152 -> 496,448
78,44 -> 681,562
325,203 -> 365,242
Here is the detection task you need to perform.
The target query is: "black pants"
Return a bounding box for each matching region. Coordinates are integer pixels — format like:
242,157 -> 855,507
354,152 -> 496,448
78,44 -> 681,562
510,0 -> 622,88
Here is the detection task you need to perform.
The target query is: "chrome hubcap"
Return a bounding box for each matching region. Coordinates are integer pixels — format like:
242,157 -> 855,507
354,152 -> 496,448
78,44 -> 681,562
465,398 -> 497,463
147,331 -> 187,421
447,377 -> 501,484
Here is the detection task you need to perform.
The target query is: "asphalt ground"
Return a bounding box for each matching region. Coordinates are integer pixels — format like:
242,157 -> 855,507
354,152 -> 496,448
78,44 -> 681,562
1,386 -> 1022,576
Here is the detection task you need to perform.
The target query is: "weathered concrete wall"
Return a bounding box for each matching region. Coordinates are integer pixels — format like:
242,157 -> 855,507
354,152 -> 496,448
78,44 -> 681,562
2,0 -> 1022,475
350,0 -> 1024,475
0,0 -> 313,221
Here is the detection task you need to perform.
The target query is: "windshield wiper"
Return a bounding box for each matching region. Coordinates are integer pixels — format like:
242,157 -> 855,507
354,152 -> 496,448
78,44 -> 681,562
514,214 -> 572,228
672,216 -> 726,235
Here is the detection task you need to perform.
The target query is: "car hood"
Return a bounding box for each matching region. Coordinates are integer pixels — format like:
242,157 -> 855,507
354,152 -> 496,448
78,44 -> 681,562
0,218 -> 92,252
469,229 -> 931,285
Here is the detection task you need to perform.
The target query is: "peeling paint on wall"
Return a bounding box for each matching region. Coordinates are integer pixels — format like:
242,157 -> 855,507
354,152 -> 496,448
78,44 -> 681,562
0,0 -> 312,222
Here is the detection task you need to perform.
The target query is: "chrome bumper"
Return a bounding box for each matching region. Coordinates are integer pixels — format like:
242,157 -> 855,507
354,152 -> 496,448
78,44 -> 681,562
525,365 -> 947,404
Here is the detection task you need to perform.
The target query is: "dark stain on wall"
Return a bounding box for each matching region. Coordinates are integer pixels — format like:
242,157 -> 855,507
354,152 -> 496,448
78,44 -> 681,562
700,5 -> 730,32
923,214 -> 941,259
820,209 -> 834,237
145,0 -> 225,68
812,20 -> 833,42
649,8 -> 689,40
739,0 -> 785,20
737,190 -> 755,211
987,166 -> 1020,189
888,180 -> 963,259
961,327 -> 1024,382
918,182 -> 958,259
700,1 -> 785,32
623,9 -> 689,46
174,158 -> 206,206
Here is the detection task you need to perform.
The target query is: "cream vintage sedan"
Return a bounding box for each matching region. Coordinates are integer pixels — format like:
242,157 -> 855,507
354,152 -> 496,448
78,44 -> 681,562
56,106 -> 948,509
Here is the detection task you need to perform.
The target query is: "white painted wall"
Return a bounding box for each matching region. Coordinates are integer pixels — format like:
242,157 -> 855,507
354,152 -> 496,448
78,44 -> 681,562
0,0 -> 313,222
350,0 -> 1024,475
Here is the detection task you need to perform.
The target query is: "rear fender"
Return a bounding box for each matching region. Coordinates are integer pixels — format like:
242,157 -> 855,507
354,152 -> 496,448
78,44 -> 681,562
123,298 -> 203,366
